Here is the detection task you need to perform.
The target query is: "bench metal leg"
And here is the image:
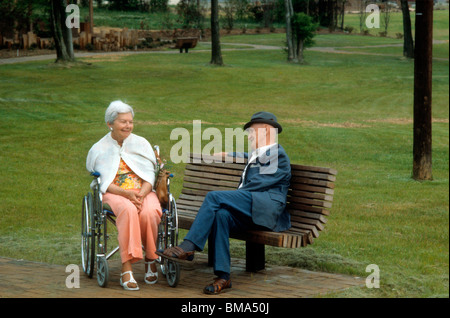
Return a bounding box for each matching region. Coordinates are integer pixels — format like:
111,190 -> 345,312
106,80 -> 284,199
246,241 -> 265,272
207,236 -> 265,272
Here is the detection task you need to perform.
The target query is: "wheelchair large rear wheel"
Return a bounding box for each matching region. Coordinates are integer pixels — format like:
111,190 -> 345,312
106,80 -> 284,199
165,195 -> 180,287
81,193 -> 95,278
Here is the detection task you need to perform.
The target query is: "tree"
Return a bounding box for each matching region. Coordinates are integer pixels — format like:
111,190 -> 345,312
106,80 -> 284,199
284,0 -> 297,63
50,0 -> 75,62
292,12 -> 317,63
413,0 -> 433,180
210,0 -> 223,65
400,0 -> 414,58
358,0 -> 368,33
222,0 -> 237,31
176,0 -> 203,29
381,1 -> 391,34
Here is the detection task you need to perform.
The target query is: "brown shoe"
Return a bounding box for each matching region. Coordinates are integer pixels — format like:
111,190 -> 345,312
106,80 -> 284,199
156,246 -> 195,264
203,278 -> 232,295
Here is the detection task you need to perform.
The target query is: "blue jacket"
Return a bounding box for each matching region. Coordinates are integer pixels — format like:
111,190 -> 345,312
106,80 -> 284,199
232,144 -> 291,232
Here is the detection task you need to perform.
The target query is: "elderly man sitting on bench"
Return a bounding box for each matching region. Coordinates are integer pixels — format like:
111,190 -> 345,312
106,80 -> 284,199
161,111 -> 291,294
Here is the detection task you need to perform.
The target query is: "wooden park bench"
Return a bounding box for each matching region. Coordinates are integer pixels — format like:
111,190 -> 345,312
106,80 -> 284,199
172,37 -> 198,53
176,154 -> 337,272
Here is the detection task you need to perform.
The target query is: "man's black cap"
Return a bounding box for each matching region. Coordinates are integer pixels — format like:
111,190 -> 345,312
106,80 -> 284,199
243,111 -> 282,133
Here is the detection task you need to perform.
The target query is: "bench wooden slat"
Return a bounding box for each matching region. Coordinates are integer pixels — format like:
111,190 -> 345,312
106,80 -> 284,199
177,198 -> 204,208
189,161 -> 246,170
291,164 -> 337,176
176,204 -> 202,213
185,169 -> 241,182
185,164 -> 243,177
291,222 -> 320,238
190,153 -> 248,165
288,189 -> 334,202
288,202 -> 330,216
178,193 -> 206,202
291,216 -> 325,231
290,177 -> 335,189
291,169 -> 336,182
288,195 -> 333,209
184,175 -> 239,188
289,183 -> 335,195
182,182 -> 235,192
286,228 -> 314,246
181,188 -> 212,197
288,210 -> 328,224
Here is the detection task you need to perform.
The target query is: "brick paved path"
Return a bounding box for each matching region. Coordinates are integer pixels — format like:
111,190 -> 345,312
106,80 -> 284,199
0,254 -> 363,298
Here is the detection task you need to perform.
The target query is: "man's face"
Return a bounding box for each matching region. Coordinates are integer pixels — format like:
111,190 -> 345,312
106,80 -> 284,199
247,123 -> 268,150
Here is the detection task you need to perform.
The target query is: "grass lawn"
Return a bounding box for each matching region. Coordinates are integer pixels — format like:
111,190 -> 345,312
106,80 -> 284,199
341,10 -> 449,40
78,6 -> 285,30
0,14 -> 448,297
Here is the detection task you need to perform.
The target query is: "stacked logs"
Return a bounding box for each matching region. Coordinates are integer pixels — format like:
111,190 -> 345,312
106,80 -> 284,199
0,24 -> 203,52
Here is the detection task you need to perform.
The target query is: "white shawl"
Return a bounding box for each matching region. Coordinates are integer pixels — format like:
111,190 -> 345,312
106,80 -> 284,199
86,132 -> 157,193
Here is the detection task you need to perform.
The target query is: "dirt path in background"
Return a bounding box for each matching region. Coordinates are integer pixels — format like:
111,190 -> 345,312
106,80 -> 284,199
1,39 -> 448,65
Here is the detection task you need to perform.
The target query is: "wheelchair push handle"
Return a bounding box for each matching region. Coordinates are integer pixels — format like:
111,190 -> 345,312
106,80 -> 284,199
91,171 -> 101,178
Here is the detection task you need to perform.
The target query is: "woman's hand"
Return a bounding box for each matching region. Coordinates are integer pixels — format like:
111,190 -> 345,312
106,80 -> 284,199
125,190 -> 143,212
107,183 -> 145,211
136,181 -> 152,201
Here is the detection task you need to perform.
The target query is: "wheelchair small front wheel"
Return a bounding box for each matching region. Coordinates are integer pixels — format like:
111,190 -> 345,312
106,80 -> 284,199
165,260 -> 180,288
96,255 -> 109,288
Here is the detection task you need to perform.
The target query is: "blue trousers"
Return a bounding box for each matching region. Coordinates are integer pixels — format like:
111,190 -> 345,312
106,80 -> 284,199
184,190 -> 260,275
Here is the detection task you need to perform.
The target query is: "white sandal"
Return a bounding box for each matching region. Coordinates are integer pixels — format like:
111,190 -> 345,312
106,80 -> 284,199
144,260 -> 158,285
120,271 -> 139,291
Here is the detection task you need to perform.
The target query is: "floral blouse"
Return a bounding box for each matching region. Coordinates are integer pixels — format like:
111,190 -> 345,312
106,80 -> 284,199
113,158 -> 143,190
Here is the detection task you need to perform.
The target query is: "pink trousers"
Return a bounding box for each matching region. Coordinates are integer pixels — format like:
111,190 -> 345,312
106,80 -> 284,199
103,190 -> 162,264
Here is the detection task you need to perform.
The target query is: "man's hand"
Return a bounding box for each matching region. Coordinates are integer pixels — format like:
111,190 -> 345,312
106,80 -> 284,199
213,152 -> 228,158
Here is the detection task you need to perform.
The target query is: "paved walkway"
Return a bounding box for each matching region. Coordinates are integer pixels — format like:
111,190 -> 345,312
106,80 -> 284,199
0,254 -> 363,298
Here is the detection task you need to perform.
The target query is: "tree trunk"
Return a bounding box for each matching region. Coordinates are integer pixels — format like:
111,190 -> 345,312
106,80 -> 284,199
340,0 -> 346,30
210,0 -> 223,66
400,0 -> 414,58
51,0 -> 75,62
284,0 -> 298,63
297,38 -> 304,64
413,0 -> 433,180
89,0 -> 94,35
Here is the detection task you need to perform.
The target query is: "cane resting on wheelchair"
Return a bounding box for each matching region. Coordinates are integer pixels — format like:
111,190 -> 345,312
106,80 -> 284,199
86,101 -> 161,291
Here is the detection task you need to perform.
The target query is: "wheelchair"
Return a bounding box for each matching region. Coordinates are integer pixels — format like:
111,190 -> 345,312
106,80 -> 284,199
81,146 -> 181,288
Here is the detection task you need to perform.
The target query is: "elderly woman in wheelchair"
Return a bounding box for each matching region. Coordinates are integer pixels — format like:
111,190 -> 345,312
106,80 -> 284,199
85,101 -> 162,291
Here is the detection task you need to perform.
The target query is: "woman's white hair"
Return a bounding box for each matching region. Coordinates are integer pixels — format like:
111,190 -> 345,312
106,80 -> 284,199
105,100 -> 134,124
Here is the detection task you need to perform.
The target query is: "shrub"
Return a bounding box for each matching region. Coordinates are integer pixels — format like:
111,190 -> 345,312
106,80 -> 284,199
344,25 -> 354,34
150,0 -> 169,13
